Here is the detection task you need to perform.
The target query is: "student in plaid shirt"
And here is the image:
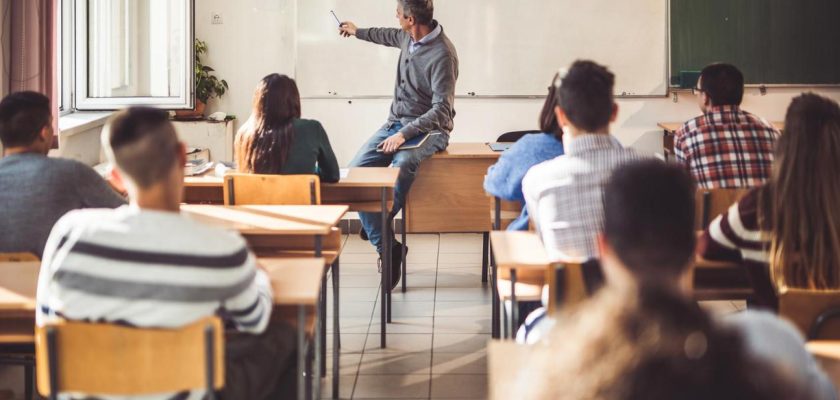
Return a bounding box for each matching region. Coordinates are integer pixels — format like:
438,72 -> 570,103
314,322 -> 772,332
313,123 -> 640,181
674,63 -> 780,189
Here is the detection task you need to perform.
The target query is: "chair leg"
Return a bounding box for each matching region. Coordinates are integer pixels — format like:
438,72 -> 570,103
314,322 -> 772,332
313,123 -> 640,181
481,232 -> 489,284
24,362 -> 33,400
401,216 -> 407,293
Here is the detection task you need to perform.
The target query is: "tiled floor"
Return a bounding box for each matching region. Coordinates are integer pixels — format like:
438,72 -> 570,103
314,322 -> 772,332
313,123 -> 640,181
323,233 -> 490,399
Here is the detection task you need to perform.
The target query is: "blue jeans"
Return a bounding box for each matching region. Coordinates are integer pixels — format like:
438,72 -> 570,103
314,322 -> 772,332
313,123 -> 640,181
350,122 -> 449,253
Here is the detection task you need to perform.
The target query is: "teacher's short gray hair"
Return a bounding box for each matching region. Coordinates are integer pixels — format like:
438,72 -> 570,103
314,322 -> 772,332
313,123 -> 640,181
398,0 -> 434,26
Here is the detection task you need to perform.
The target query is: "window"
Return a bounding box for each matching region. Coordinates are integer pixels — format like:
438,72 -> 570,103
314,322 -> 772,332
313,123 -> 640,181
61,0 -> 194,111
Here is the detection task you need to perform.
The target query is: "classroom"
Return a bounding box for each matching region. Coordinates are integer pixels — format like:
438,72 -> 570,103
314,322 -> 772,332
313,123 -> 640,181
2,0 -> 840,399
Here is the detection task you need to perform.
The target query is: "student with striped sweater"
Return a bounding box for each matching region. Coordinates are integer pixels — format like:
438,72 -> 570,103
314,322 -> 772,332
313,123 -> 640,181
36,108 -> 296,399
702,93 -> 840,311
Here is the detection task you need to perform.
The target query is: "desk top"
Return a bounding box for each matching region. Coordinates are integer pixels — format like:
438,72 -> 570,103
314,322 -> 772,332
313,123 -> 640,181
432,142 -> 503,159
260,258 -> 325,306
488,341 -> 534,400
490,231 -> 552,270
658,121 -> 785,134
0,260 -> 39,317
184,167 -> 399,189
181,205 -> 347,235
323,167 -> 399,188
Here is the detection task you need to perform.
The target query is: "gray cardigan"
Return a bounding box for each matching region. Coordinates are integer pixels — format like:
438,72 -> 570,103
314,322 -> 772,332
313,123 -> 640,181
356,21 -> 458,139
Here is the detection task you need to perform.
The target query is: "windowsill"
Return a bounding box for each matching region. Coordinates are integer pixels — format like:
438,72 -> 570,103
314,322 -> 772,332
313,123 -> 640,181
58,111 -> 113,138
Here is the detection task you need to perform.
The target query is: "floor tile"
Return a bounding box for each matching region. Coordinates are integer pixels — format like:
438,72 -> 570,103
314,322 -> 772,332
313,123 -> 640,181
327,352 -> 363,375
433,301 -> 489,317
435,287 -> 491,302
405,263 -> 439,272
433,333 -> 490,353
327,333 -> 368,354
364,333 -> 433,353
438,253 -> 484,265
318,374 -> 356,400
407,250 -> 439,264
342,287 -> 381,302
402,271 -> 437,287
370,317 -> 434,334
340,263 -> 381,275
328,301 -> 375,318
341,253 -> 380,264
358,352 -> 432,375
438,234 -> 484,254
435,269 -> 485,288
330,273 -> 382,288
434,316 -> 491,334
431,352 -> 487,375
353,374 -> 431,399
373,301 -> 436,317
328,318 -> 371,334
431,374 -> 487,399
389,287 -> 436,302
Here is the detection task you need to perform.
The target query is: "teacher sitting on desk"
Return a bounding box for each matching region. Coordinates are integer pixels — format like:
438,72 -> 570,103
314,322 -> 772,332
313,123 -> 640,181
339,0 -> 458,290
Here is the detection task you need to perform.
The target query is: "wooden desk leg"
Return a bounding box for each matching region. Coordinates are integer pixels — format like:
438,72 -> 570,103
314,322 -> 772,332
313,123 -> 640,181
314,289 -> 323,400
401,208 -> 407,293
332,258 -> 340,399
387,214 -> 394,323
481,233 -> 489,284
320,270 -> 327,378
510,269 -> 518,341
491,249 -> 500,339
380,188 -> 388,348
297,305 -> 306,400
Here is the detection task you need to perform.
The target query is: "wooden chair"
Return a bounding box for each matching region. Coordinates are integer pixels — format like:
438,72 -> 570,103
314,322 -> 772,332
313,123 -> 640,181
0,253 -> 40,400
35,317 -> 224,400
779,288 -> 840,340
695,188 -> 749,230
223,173 -> 321,206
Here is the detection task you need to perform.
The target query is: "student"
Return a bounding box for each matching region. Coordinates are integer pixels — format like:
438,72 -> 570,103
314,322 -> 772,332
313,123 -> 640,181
522,60 -> 644,261
36,108 -> 296,399
339,0 -> 459,288
702,93 -> 840,310
519,161 -> 832,399
674,63 -> 779,189
235,73 -> 340,183
483,72 -> 565,231
0,91 -> 125,259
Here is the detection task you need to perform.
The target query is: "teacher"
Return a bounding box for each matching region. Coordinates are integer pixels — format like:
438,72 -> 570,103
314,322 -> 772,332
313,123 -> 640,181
339,0 -> 458,290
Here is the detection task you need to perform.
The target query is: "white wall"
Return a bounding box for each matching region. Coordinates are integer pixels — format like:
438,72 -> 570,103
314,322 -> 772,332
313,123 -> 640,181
195,1 -> 840,166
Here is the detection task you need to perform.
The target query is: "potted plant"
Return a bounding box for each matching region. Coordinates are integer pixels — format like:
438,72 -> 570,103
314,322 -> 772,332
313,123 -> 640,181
176,39 -> 228,119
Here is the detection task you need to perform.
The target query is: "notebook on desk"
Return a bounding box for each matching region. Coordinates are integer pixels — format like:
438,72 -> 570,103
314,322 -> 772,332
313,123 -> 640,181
376,132 -> 441,152
488,143 -> 514,152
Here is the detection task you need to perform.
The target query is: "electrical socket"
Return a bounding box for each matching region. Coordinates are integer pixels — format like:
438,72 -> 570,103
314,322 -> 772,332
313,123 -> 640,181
211,13 -> 223,25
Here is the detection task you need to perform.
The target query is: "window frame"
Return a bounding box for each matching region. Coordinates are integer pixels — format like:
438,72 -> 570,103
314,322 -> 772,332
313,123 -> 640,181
70,0 -> 195,111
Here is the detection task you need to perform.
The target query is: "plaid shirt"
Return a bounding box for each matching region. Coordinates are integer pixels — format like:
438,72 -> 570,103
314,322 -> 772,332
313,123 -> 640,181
674,105 -> 779,189
522,134 -> 645,261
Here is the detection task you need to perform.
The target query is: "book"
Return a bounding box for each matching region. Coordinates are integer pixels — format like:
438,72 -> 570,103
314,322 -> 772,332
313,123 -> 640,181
376,132 -> 441,153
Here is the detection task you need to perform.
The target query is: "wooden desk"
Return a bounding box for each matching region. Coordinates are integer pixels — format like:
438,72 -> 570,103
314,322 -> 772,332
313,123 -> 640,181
488,341 -> 534,400
658,121 -> 784,161
184,169 -> 401,349
489,231 -> 552,339
407,142 -> 501,233
807,341 -> 840,396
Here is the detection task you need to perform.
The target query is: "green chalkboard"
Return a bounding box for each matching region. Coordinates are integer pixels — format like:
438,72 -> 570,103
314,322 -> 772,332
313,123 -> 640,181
671,0 -> 840,86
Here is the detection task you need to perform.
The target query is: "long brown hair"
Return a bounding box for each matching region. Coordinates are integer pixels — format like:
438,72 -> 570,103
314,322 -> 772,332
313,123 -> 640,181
235,74 -> 301,173
762,93 -> 840,290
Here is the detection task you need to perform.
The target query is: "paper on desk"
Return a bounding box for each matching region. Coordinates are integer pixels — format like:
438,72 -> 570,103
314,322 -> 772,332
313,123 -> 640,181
340,168 -> 349,179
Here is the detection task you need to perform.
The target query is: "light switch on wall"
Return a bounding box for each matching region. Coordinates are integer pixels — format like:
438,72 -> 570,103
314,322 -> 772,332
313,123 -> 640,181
211,13 -> 223,25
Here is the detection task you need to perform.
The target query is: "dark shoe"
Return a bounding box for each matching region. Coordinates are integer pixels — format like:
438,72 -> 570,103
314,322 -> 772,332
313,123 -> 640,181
377,242 -> 407,291
359,228 -> 369,241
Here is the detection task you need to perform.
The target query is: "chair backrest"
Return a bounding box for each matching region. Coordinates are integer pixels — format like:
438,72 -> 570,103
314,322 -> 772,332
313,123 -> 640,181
0,253 -> 39,262
546,261 -> 590,314
223,173 -> 321,205
695,188 -> 749,230
36,317 -> 224,398
779,288 -> 840,340
495,130 -> 541,143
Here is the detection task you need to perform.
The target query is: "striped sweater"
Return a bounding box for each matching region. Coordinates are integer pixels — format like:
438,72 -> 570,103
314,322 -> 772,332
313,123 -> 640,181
36,205 -> 273,400
701,186 -> 777,310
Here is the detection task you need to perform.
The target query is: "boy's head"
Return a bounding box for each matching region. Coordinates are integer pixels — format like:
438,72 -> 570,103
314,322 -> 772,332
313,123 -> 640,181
0,91 -> 53,154
102,107 -> 185,200
600,160 -> 697,289
697,63 -> 744,112
554,60 -> 618,135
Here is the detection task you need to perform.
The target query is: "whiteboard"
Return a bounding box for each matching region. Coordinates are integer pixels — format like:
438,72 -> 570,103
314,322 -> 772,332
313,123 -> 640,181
297,0 -> 668,98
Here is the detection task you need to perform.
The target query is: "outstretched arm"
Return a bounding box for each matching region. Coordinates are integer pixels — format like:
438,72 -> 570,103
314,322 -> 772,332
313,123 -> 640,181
339,21 -> 406,48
